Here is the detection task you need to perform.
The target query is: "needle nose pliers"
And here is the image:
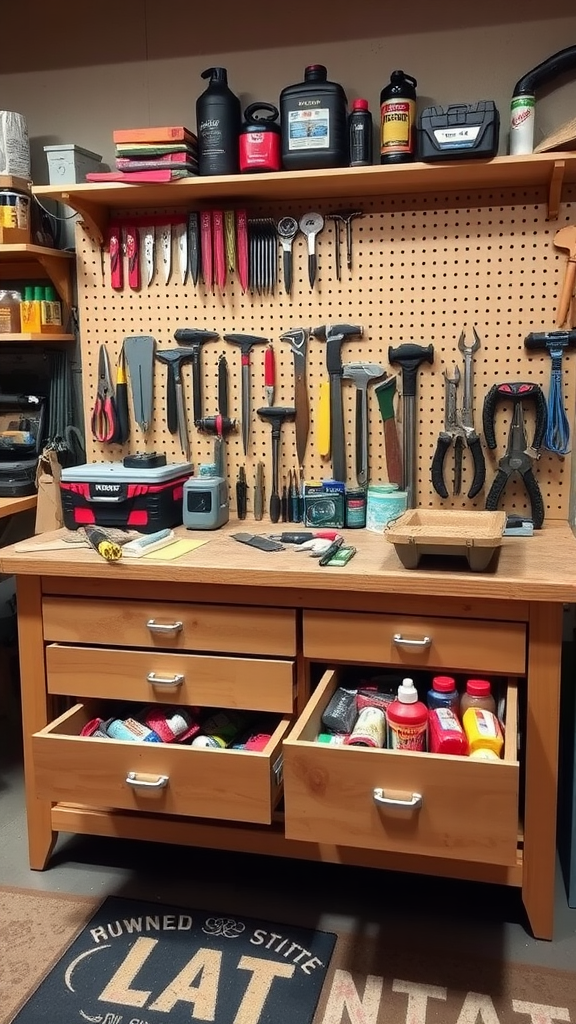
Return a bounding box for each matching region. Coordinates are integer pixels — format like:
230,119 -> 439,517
483,381 -> 548,529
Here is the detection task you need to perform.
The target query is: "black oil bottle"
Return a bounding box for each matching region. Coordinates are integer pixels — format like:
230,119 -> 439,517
380,70 -> 417,164
280,65 -> 348,171
349,98 -> 373,166
196,67 -> 241,176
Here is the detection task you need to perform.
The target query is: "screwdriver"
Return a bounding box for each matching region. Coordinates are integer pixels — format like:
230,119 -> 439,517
84,527 -> 122,562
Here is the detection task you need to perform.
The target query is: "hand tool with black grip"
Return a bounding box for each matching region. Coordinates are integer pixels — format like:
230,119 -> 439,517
312,324 -> 364,483
113,343 -> 130,444
236,466 -> 247,519
342,361 -> 385,487
277,217 -> 299,294
257,407 -> 295,523
299,212 -> 325,288
374,375 -> 402,486
431,362 -> 485,500
482,382 -> 548,529
225,334 -> 269,455
280,327 -> 310,470
388,342 -> 434,508
188,212 -> 200,286
155,348 -> 196,459
174,328 -> 219,425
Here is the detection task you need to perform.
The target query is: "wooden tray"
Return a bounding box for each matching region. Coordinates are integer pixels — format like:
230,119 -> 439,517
385,509 -> 507,571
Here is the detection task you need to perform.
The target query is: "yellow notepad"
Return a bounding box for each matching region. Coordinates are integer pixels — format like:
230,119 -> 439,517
143,537 -> 210,560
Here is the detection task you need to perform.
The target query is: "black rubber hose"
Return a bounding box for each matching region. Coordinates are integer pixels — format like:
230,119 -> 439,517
513,45 -> 576,96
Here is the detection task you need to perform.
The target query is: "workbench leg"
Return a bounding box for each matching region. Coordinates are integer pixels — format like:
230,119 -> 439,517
522,602 -> 563,940
17,576 -> 56,870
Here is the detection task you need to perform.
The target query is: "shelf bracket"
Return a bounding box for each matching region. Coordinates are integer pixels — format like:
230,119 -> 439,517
59,193 -> 109,243
35,254 -> 73,309
547,160 -> 565,221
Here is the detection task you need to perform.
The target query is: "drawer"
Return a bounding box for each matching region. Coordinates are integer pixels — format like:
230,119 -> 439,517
46,645 -> 295,714
303,611 -> 526,675
283,669 -> 519,866
42,597 -> 296,657
32,704 -> 289,825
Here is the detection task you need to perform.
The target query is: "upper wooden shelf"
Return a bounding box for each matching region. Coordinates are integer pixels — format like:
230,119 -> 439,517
32,152 -> 576,240
0,244 -> 74,262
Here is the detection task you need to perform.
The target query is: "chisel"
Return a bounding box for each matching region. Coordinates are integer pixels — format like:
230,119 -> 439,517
374,376 -> 402,486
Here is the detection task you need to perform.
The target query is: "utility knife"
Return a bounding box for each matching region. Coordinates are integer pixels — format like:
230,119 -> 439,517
158,224 -> 172,285
175,220 -> 188,285
141,226 -> 155,286
231,533 -> 284,552
125,226 -> 140,291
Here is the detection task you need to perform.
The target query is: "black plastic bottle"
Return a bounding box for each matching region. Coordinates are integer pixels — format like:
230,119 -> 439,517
280,65 -> 348,171
196,67 -> 241,176
349,98 -> 373,166
380,70 -> 417,164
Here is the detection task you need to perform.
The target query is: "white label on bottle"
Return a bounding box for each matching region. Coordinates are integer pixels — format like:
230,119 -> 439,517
433,125 -> 480,147
288,108 -> 330,150
435,708 -> 461,731
473,709 -> 499,737
510,96 -> 535,155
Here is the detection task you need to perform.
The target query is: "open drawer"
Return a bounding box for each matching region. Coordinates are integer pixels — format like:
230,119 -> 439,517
32,704 -> 289,825
283,669 -> 520,866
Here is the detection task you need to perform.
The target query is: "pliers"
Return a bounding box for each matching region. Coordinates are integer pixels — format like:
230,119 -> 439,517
431,363 -> 485,498
483,382 -> 548,529
91,346 -> 118,443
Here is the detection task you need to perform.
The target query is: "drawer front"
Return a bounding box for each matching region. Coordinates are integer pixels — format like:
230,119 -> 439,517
33,704 -> 288,825
303,611 -> 526,675
283,670 -> 519,866
46,645 -> 295,714
42,597 -> 296,657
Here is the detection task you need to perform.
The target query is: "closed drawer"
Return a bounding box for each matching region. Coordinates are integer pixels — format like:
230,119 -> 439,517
42,597 -> 296,657
32,703 -> 288,825
46,644 -> 295,714
283,669 -> 519,866
303,611 -> 525,675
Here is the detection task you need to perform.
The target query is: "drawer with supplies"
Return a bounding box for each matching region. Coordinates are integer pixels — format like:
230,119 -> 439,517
283,668 -> 520,866
32,702 -> 289,825
42,597 -> 297,657
46,645 -> 296,715
303,611 -> 526,675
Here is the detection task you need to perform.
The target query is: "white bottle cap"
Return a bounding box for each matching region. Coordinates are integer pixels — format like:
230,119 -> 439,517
397,677 -> 418,703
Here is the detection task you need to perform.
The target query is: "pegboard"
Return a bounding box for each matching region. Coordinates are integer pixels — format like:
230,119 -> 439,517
75,182 -> 576,523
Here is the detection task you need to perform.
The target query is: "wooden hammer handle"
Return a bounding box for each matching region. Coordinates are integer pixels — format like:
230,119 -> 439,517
556,257 -> 576,327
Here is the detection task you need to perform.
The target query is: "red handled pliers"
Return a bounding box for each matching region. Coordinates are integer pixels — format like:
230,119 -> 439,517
91,345 -> 118,443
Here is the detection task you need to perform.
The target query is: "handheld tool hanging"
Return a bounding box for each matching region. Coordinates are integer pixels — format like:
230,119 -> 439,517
224,334 -> 269,455
280,327 -> 310,471
123,336 -> 156,434
388,342 -> 434,508
374,376 -> 402,486
257,407 -> 295,523
196,353 -> 238,477
312,323 -> 364,483
482,382 -> 548,529
114,344 -> 130,445
524,330 -> 576,455
155,348 -> 196,460
341,361 -> 385,487
553,226 -> 576,328
431,329 -> 485,499
173,327 -> 219,425
91,346 -> 118,444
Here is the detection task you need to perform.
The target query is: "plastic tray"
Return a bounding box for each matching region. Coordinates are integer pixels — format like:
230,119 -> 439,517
385,509 -> 507,571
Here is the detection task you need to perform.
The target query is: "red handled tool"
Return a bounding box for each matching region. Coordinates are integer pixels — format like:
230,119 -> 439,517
108,225 -> 123,290
264,344 -> 275,406
201,211 -> 213,291
125,226 -> 140,291
91,346 -> 118,443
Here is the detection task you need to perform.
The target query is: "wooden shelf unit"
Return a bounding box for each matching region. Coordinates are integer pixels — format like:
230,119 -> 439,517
32,152 -> 576,240
0,243 -> 74,311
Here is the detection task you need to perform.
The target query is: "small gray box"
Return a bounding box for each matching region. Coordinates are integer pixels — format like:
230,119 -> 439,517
43,144 -> 103,249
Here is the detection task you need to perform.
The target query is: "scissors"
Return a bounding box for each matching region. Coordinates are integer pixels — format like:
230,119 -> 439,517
91,346 -> 118,443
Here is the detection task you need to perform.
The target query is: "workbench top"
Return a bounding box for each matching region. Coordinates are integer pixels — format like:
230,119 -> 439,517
2,520 -> 575,604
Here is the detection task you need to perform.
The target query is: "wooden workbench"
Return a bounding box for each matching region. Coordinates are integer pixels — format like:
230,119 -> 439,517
2,520 -> 575,940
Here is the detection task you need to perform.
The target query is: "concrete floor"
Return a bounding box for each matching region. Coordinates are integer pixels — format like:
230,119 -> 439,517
2,691 -> 576,972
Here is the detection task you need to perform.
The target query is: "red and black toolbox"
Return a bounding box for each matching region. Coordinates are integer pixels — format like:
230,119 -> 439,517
60,462 -> 193,533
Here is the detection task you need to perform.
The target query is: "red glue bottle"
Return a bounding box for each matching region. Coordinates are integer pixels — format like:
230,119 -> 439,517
386,677 -> 428,751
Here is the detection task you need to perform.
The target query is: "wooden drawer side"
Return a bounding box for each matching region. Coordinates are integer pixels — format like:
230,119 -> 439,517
42,597 -> 297,657
303,611 -> 526,675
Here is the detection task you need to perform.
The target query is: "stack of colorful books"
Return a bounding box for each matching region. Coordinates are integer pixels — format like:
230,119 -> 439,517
86,126 -> 198,183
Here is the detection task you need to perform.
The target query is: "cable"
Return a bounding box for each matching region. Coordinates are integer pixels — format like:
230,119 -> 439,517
544,349 -> 571,455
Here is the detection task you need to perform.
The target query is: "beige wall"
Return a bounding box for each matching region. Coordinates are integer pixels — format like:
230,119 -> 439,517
0,1 -> 575,179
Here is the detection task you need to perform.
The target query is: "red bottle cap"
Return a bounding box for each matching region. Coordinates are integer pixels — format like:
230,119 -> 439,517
352,98 -> 369,111
466,679 -> 491,696
432,675 -> 456,692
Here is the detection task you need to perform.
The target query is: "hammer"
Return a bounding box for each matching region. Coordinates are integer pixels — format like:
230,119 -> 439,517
173,327 -> 219,424
224,334 -> 269,455
196,415 -> 238,477
155,348 -> 196,460
553,226 -> 576,328
388,342 -> 435,507
342,361 -> 386,487
311,323 -> 364,483
524,330 -> 576,454
257,407 -> 295,523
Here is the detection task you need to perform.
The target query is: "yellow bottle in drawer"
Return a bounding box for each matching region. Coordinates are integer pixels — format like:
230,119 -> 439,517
462,707 -> 503,757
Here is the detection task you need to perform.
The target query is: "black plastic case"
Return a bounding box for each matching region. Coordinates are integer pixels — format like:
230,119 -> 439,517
418,101 -> 500,161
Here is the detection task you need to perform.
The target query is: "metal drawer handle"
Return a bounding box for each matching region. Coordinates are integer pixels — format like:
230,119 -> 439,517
393,633 -> 431,649
146,619 -> 183,635
147,672 -> 184,687
374,788 -> 423,810
126,772 -> 169,789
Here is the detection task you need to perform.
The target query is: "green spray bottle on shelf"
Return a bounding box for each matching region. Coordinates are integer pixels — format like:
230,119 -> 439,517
380,70 -> 418,164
